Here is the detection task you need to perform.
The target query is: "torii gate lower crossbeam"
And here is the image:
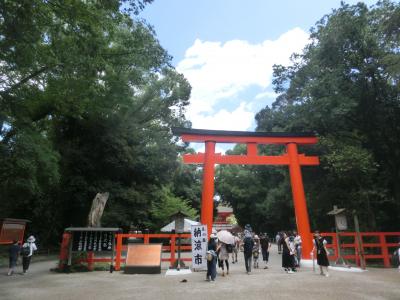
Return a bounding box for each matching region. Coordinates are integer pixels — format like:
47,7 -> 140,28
172,128 -> 319,259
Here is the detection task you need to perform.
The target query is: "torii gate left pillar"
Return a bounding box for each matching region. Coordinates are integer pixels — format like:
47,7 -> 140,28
201,141 -> 216,234
173,128 -> 319,259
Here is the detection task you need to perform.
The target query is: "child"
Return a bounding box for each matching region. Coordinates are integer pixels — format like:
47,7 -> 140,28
253,235 -> 260,269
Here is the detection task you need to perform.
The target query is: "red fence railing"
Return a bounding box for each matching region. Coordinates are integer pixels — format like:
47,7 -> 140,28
321,232 -> 399,268
114,233 -> 191,271
59,232 -> 400,271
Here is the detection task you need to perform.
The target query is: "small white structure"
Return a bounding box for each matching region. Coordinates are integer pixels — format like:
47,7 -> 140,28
160,219 -> 199,233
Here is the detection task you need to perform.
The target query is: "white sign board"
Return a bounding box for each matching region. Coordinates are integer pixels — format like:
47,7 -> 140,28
335,214 -> 348,231
191,224 -> 208,269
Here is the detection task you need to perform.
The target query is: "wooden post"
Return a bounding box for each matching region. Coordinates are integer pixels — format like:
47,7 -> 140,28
331,232 -> 338,261
87,251 -> 94,271
115,233 -> 122,271
353,211 -> 366,269
59,233 -> 71,271
201,141 -> 216,237
177,233 -> 181,271
144,234 -> 150,244
287,143 -> 312,259
110,233 -> 115,273
379,233 -> 390,268
67,233 -> 73,272
170,235 -> 176,268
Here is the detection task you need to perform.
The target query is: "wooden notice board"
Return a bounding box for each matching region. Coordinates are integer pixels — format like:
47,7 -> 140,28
125,244 -> 162,274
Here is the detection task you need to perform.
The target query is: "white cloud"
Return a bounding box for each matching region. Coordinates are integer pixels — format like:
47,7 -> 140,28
190,102 -> 254,131
255,91 -> 278,100
177,27 -> 309,131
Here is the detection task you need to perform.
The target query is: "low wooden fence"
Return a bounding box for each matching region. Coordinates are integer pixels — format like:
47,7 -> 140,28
59,232 -> 400,270
321,232 -> 399,268
114,233 -> 191,271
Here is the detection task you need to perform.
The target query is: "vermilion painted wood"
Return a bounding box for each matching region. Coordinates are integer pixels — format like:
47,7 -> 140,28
83,232 -> 400,270
180,134 -> 318,144
321,232 -> 399,267
201,141 -> 216,238
174,129 -> 319,260
114,233 -> 191,271
287,143 -> 313,259
182,153 -> 319,165
58,233 -> 72,270
115,233 -> 123,271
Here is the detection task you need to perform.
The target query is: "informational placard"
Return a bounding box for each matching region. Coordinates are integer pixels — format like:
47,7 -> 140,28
190,224 -> 207,269
72,231 -> 114,252
335,214 -> 348,231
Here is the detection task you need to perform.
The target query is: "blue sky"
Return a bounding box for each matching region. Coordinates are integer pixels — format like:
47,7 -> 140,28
140,0 -> 376,151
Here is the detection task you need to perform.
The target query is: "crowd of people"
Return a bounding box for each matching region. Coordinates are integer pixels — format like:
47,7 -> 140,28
206,227 -> 338,281
276,231 -> 303,273
8,229 -> 399,278
206,224 -> 272,281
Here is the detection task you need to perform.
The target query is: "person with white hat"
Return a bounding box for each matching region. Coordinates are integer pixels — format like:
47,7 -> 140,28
21,235 -> 38,274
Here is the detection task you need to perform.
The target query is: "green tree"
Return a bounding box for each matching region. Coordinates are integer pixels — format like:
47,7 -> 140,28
146,186 -> 198,231
257,0 -> 400,231
216,144 -> 294,234
0,0 -> 194,244
220,1 -> 400,232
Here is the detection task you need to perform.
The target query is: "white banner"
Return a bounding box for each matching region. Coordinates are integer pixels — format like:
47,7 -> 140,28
191,224 -> 208,269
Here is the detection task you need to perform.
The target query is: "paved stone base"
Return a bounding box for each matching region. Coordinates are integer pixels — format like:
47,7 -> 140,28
1,246 -> 399,300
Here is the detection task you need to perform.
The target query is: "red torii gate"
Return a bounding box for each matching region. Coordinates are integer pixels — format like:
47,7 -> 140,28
173,128 -> 319,259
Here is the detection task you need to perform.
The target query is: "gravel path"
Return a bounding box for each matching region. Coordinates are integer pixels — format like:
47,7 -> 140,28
1,246 -> 399,300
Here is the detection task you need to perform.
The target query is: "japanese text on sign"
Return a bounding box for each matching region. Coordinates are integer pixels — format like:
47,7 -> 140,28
191,225 -> 207,269
72,231 -> 114,252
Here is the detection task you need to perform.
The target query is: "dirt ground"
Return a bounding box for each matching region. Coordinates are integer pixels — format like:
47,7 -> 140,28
0,246 -> 399,300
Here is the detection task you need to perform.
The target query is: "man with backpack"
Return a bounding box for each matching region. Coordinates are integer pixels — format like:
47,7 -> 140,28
21,235 -> 38,274
242,225 -> 254,274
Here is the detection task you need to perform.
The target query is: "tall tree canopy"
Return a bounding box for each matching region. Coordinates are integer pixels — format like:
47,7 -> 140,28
0,0 -> 198,244
218,1 -> 400,233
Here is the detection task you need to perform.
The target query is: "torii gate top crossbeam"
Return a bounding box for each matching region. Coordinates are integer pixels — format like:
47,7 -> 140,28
172,128 -> 318,145
172,128 -> 319,166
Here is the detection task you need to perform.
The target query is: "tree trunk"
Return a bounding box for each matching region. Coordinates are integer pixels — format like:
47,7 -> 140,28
87,192 -> 109,227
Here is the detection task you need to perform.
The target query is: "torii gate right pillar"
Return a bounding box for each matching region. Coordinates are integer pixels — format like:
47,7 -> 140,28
287,143 -> 312,259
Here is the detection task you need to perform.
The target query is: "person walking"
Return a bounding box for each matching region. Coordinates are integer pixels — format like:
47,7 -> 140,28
217,242 -> 229,276
7,240 -> 21,276
21,235 -> 37,274
243,229 -> 254,274
260,233 -> 271,269
397,242 -> 400,272
311,231 -> 330,277
294,231 -> 302,267
232,234 -> 240,264
252,235 -> 260,269
206,234 -> 218,281
277,232 -> 283,254
282,232 -> 296,273
288,232 -> 298,269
